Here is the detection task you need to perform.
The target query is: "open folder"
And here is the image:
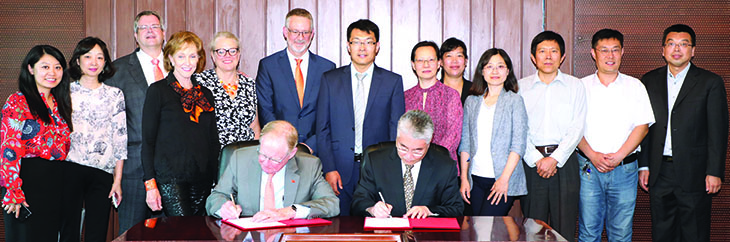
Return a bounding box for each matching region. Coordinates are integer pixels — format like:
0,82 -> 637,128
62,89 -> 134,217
223,217 -> 332,230
363,217 -> 460,230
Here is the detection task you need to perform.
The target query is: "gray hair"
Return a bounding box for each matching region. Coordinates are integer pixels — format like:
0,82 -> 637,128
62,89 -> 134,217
396,110 -> 434,143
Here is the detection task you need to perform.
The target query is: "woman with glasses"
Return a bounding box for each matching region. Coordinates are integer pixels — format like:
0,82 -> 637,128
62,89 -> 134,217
404,41 -> 462,163
458,48 -> 527,216
142,31 -> 220,216
196,32 -> 259,148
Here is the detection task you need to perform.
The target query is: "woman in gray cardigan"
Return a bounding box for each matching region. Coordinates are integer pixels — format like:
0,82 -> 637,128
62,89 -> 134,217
458,48 -> 527,216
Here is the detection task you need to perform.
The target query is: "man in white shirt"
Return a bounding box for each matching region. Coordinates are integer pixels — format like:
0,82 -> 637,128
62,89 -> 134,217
577,29 -> 654,242
106,10 -> 167,234
206,120 -> 339,221
518,31 -> 586,242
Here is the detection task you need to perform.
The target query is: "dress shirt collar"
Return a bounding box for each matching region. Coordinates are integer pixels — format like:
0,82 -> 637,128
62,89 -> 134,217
528,70 -> 568,87
666,62 -> 691,82
350,62 -> 375,78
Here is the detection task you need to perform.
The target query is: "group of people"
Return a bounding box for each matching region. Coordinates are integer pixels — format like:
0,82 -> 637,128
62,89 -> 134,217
0,7 -> 725,242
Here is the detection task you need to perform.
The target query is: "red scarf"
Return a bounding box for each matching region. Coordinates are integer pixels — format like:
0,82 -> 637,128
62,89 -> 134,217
170,81 -> 214,123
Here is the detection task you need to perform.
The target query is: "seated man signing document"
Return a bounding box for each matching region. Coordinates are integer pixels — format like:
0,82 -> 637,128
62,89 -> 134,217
206,120 -> 339,221
351,110 -> 463,218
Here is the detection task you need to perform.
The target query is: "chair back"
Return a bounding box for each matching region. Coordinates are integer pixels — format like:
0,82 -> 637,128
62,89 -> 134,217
218,140 -> 260,180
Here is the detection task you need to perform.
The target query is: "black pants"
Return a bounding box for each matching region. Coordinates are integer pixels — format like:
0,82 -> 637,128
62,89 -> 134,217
61,162 -> 113,242
521,152 -> 579,242
158,180 -> 212,216
650,161 -> 711,242
2,158 -> 66,242
470,175 -> 516,216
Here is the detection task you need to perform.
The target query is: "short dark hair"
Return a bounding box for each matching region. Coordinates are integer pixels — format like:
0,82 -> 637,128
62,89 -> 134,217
591,29 -> 623,49
470,48 -> 518,96
410,41 -> 440,62
530,31 -> 566,57
18,45 -> 73,130
662,24 -> 696,46
347,19 -> 379,42
440,37 -> 468,60
68,37 -> 116,82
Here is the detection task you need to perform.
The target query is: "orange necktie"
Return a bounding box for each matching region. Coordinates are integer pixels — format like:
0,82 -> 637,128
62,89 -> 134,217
294,59 -> 304,107
152,58 -> 164,81
263,173 -> 275,211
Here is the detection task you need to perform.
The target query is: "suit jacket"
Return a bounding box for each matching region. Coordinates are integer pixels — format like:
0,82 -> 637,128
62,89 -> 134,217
106,50 -> 150,179
351,145 -> 463,217
459,90 -> 528,196
639,64 -> 728,192
316,64 -> 405,185
205,145 -> 339,218
256,49 -> 335,153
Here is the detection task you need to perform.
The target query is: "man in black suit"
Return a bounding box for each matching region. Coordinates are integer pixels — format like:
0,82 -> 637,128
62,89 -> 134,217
351,110 -> 462,218
106,10 -> 167,234
639,24 -> 728,242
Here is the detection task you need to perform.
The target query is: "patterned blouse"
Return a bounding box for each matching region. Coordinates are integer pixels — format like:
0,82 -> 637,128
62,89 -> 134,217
1,92 -> 70,205
195,69 -> 257,147
404,81 -> 463,161
67,82 -> 128,174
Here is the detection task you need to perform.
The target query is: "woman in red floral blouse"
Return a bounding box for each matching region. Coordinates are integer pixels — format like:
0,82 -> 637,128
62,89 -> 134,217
1,45 -> 73,241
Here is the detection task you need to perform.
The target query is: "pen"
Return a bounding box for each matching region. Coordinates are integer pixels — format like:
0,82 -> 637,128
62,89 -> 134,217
378,192 -> 392,218
230,193 -> 236,206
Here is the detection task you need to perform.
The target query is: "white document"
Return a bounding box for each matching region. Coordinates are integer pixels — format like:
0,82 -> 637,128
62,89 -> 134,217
225,217 -> 286,229
364,217 -> 410,228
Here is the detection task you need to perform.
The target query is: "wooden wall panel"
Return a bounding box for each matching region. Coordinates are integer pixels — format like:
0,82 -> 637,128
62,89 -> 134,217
470,0 -> 494,81
494,0 -> 522,76
370,0 -> 392,70
545,0 -> 573,74
442,0 -> 471,79
316,0 -> 341,65
165,0 -> 187,42
521,0 -> 543,78
392,0 -> 420,88
187,1 -> 216,69
86,0 -> 557,82
266,0 -> 288,55
216,0 -> 240,35
113,0 -> 136,59
239,0 -> 266,76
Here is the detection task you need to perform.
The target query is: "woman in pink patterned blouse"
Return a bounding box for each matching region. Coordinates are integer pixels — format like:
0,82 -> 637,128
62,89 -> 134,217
1,45 -> 73,242
404,41 -> 463,162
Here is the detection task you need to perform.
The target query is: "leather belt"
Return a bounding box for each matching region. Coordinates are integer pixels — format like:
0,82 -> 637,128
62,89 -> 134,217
535,145 -> 559,157
662,156 -> 673,162
576,150 -> 637,166
354,153 -> 363,163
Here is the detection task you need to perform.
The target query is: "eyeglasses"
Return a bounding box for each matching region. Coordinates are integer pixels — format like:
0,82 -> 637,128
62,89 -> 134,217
287,28 -> 312,37
596,48 -> 621,55
484,65 -> 507,72
137,24 -> 162,32
396,144 -> 426,157
257,147 -> 289,164
414,58 -> 437,65
349,40 -> 376,47
664,42 -> 692,49
214,48 -> 239,57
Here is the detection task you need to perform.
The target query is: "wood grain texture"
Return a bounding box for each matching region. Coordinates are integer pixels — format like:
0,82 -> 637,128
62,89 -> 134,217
392,0 -> 419,89
239,0 -> 266,75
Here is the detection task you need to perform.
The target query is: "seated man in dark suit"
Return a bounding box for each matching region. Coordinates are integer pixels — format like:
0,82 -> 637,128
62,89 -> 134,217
352,110 -> 463,218
206,120 -> 339,221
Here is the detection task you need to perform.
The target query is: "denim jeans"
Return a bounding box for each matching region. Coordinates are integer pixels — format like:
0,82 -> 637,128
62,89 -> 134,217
577,153 -> 638,242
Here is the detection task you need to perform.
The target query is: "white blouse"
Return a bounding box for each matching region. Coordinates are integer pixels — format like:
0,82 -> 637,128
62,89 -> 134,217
471,101 -> 496,178
67,82 -> 128,174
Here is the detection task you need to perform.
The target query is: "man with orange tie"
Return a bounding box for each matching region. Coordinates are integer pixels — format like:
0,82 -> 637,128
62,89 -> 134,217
106,10 -> 167,234
256,8 -> 336,154
205,120 -> 339,220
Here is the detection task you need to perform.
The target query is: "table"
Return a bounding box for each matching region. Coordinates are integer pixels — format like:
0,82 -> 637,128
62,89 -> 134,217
113,216 -> 566,241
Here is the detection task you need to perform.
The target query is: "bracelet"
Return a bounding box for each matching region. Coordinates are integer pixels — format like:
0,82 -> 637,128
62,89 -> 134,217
144,179 -> 157,191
